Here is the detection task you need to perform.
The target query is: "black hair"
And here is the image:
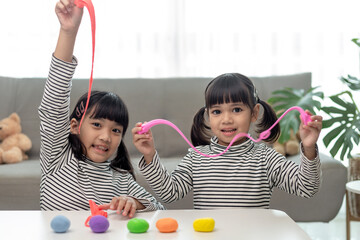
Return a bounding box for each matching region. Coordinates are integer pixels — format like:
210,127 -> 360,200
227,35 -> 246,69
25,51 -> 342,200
191,73 -> 280,146
69,91 -> 135,179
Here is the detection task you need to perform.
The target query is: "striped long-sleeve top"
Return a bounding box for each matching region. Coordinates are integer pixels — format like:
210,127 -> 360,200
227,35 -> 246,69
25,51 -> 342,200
39,55 -> 164,211
139,136 -> 321,209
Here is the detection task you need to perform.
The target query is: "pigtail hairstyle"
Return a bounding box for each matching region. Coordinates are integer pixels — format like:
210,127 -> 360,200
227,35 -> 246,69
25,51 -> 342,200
69,91 -> 136,179
191,73 -> 280,145
191,107 -> 212,147
255,99 -> 280,143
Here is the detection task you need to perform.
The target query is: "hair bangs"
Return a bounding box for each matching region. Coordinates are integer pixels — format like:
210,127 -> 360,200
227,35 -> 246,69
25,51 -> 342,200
89,93 -> 129,131
206,74 -> 253,108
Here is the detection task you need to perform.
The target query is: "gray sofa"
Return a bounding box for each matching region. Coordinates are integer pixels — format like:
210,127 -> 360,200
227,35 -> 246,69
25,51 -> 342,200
0,72 -> 347,222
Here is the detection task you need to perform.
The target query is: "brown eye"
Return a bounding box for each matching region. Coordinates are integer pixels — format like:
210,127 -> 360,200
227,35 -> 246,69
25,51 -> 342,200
113,128 -> 122,134
92,122 -> 101,127
211,110 -> 221,115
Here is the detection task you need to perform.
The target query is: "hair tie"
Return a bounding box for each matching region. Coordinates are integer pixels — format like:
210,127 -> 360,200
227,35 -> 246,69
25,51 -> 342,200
254,88 -> 260,103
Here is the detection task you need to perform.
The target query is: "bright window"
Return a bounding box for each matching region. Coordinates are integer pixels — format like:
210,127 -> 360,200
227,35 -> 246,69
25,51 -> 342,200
1,0 -> 359,159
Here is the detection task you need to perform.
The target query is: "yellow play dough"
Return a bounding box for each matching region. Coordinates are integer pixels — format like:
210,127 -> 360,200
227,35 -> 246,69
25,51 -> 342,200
193,218 -> 215,232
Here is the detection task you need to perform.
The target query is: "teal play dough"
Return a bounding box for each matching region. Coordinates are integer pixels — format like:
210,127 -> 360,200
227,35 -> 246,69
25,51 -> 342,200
127,218 -> 149,233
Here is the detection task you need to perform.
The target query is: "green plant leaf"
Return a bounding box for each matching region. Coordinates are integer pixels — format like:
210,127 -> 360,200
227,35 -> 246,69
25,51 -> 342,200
329,95 -> 348,108
313,101 -> 322,110
313,91 -> 325,99
330,132 -> 345,157
352,38 -> 360,47
273,104 -> 291,112
322,37 -> 360,161
340,130 -> 357,160
340,75 -> 360,91
267,86 -> 323,144
321,91 -> 360,160
267,97 -> 289,104
269,89 -> 299,100
277,111 -> 300,143
322,106 -> 347,115
322,117 -> 346,128
323,126 -> 344,147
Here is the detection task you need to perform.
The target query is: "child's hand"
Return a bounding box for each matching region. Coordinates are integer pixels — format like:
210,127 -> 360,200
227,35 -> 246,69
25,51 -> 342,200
98,196 -> 142,218
299,110 -> 323,159
132,122 -> 156,164
55,0 -> 83,34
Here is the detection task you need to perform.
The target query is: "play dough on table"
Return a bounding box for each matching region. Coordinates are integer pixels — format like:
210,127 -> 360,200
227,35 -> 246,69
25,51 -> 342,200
127,218 -> 149,233
50,215 -> 71,233
89,215 -> 109,233
156,217 -> 179,233
193,218 -> 215,232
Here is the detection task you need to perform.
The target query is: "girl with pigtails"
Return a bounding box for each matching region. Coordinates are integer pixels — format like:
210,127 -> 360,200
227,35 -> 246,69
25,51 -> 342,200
133,73 -> 323,209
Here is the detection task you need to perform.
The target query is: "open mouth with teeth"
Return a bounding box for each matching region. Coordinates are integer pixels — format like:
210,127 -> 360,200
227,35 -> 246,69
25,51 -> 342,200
221,129 -> 237,136
93,145 -> 109,152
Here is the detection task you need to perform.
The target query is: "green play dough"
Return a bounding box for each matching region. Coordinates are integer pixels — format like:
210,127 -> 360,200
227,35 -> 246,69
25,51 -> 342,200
127,218 -> 149,233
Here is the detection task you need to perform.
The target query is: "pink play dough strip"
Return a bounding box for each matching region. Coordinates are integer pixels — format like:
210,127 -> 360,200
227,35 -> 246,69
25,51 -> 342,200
138,106 -> 311,158
74,0 -> 96,133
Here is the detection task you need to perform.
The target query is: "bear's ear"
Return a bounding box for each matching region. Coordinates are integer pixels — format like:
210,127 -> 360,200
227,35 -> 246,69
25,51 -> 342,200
9,113 -> 20,123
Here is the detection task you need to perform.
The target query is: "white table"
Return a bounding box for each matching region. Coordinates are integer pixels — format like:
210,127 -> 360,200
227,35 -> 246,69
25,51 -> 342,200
346,180 -> 360,240
346,180 -> 360,194
0,208 -> 310,240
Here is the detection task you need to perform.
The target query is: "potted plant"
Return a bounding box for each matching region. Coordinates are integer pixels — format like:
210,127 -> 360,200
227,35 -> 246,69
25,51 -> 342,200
267,87 -> 323,144
267,38 -> 360,220
268,38 -> 360,166
321,38 -> 360,182
326,38 -> 360,222
322,39 -> 360,156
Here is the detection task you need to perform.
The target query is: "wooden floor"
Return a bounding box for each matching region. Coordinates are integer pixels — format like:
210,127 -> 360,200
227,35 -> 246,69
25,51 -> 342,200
298,197 -> 360,240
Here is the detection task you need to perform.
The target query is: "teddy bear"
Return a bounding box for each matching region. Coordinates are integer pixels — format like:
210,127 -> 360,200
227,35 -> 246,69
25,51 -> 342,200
0,113 -> 32,164
273,129 -> 300,156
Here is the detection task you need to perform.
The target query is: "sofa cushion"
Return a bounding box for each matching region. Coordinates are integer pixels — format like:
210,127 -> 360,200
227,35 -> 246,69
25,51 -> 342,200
0,159 -> 40,210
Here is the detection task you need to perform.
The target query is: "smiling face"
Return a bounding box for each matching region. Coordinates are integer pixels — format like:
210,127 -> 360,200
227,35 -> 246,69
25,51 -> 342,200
208,101 -> 259,146
203,73 -> 261,146
69,91 -> 129,163
70,110 -> 123,163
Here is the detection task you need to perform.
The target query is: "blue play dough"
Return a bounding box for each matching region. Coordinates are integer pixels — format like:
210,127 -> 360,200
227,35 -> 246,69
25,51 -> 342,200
89,215 -> 110,233
50,215 -> 71,233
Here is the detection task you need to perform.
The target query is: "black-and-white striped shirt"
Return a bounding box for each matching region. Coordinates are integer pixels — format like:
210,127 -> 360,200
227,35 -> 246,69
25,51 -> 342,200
39,55 -> 164,211
139,137 -> 320,209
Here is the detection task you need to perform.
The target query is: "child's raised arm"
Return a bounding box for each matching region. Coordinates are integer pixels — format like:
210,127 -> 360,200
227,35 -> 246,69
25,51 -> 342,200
298,110 -> 323,160
132,122 -> 156,164
54,0 -> 83,62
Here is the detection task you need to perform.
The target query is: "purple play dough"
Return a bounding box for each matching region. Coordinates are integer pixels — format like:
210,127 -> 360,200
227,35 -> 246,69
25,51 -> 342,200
89,215 -> 110,233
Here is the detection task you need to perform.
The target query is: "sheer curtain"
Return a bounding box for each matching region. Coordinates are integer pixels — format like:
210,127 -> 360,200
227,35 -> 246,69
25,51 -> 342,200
1,0 -> 359,158
1,0 -> 359,83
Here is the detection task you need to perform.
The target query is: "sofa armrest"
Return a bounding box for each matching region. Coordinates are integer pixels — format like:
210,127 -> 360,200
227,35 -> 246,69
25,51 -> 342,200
270,153 -> 347,222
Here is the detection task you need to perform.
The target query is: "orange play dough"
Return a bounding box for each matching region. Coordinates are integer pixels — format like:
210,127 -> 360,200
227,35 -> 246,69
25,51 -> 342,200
156,218 -> 179,233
